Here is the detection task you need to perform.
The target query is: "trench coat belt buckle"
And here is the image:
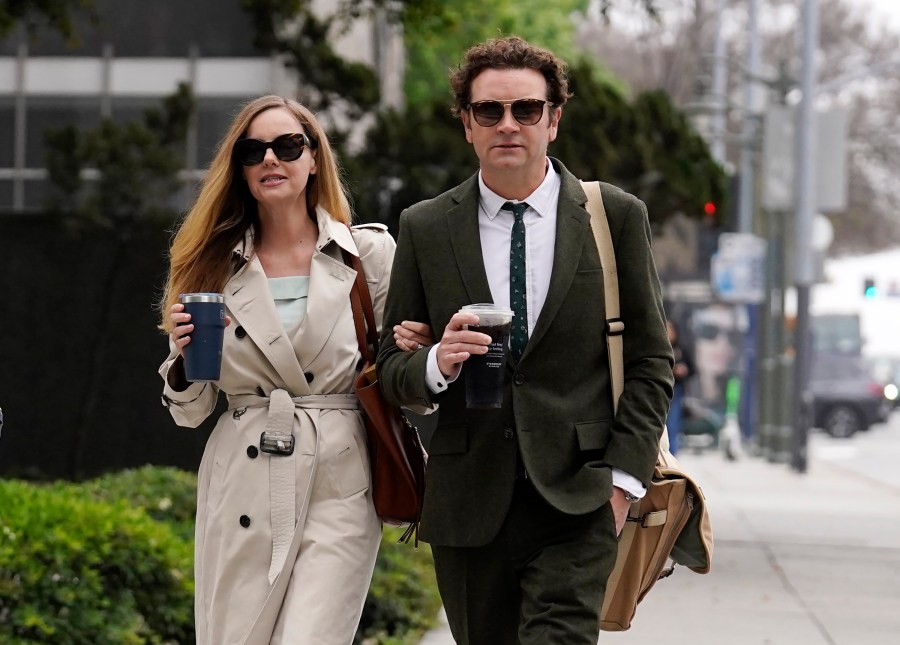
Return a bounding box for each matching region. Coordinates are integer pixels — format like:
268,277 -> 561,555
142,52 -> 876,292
226,391 -> 360,456
225,389 -> 359,584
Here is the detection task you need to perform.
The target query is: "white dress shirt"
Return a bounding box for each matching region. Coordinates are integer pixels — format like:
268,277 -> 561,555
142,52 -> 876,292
424,159 -> 645,498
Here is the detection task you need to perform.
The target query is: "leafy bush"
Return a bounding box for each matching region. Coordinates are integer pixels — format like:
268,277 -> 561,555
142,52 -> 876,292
358,528 -> 442,645
0,479 -> 194,644
81,466 -> 198,541
0,468 -> 440,644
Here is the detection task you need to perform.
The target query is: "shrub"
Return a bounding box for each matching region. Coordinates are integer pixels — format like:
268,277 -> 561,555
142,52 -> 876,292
358,528 -> 442,645
0,479 -> 194,644
81,466 -> 198,541
0,468 -> 440,644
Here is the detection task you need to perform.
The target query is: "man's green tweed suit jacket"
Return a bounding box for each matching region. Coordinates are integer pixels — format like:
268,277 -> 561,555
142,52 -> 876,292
376,158 -> 674,547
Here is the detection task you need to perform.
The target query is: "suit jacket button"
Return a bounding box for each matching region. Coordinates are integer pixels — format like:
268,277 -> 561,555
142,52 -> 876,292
304,372 -> 314,383
235,326 -> 247,339
246,445 -> 258,459
514,373 -> 525,386
239,515 -> 251,528
503,428 -> 514,439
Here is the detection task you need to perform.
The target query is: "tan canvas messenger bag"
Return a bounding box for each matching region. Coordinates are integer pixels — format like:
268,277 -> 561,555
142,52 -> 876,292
581,181 -> 714,632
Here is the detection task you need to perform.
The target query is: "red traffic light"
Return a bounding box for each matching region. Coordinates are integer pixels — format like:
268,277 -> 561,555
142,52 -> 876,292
704,201 -> 717,216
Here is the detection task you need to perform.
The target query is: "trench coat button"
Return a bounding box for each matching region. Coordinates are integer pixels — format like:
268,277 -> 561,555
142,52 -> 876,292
503,428 -> 514,439
239,515 -> 251,528
256,386 -> 265,396
514,373 -> 526,386
304,371 -> 314,383
246,445 -> 258,459
235,326 -> 247,339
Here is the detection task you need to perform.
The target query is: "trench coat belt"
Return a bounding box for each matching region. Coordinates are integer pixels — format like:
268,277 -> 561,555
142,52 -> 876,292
226,389 -> 360,583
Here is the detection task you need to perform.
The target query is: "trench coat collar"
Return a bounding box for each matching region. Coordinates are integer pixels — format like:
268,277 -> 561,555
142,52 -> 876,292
223,208 -> 357,394
289,209 -> 357,368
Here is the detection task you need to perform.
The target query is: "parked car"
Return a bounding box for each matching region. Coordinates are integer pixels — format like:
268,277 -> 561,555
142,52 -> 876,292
808,353 -> 891,438
864,355 -> 900,408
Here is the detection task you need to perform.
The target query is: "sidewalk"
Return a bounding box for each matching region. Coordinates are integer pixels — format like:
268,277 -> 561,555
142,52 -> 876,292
418,437 -> 900,644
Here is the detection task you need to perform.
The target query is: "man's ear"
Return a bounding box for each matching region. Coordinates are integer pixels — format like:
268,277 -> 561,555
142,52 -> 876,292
548,106 -> 562,141
462,113 -> 474,143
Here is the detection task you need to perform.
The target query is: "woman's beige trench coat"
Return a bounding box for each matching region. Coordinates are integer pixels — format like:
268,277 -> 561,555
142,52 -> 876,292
159,212 -> 394,645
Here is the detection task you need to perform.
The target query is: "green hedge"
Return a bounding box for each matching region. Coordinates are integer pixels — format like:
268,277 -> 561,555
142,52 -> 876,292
0,467 -> 440,644
0,479 -> 194,644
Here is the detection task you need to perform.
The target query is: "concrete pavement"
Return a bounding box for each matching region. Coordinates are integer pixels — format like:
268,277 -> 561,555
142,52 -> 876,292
418,427 -> 900,644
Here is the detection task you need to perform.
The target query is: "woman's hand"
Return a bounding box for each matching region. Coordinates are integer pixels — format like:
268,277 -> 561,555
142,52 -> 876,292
169,303 -> 231,358
169,303 -> 193,357
393,320 -> 435,352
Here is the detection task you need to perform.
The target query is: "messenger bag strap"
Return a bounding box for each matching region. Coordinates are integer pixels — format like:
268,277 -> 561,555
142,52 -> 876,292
581,181 -> 625,413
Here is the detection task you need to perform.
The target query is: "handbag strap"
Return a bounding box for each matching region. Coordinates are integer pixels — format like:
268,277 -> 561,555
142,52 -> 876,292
581,181 -> 625,413
341,242 -> 378,365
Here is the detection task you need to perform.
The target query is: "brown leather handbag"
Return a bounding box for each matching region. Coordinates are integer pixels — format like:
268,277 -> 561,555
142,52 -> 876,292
342,248 -> 426,544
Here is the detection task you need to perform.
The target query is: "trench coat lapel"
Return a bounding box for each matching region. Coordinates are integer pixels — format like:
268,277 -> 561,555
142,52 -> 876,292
522,165 -> 590,359
447,176 -> 494,305
290,213 -> 356,368
226,252 -> 310,395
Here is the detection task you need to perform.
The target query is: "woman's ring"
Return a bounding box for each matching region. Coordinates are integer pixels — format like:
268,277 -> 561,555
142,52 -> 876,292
416,343 -> 424,350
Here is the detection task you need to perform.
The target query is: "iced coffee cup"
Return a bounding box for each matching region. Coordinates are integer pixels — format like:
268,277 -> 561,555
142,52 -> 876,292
461,304 -> 513,409
180,293 -> 226,382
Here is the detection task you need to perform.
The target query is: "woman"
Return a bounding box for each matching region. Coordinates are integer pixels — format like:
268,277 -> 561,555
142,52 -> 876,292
158,95 -> 429,645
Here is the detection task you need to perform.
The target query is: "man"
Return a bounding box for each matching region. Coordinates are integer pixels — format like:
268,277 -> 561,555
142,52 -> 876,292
377,36 -> 673,644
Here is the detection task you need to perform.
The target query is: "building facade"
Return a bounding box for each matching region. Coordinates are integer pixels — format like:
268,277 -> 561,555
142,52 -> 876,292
0,0 -> 403,213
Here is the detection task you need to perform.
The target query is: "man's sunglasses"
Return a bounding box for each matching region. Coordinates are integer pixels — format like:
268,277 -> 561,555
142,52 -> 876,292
233,132 -> 315,166
467,99 -> 553,127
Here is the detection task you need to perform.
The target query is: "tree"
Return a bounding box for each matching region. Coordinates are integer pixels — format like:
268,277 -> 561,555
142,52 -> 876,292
239,0 -> 445,116
402,0 -> 598,107
42,85 -> 194,478
576,0 -> 900,254
44,83 -> 194,225
0,0 -> 94,40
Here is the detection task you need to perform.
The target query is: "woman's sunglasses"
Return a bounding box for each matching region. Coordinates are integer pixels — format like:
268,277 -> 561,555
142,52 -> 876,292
233,132 -> 315,166
467,98 -> 553,127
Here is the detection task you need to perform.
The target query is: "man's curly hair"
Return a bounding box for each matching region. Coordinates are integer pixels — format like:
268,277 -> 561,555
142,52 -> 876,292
449,36 -> 572,118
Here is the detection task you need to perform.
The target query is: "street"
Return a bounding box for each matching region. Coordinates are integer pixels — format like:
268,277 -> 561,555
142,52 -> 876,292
610,413 -> 900,644
420,413 -> 900,645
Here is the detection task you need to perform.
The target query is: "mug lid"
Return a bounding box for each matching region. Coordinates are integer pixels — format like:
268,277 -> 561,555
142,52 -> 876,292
180,293 -> 225,304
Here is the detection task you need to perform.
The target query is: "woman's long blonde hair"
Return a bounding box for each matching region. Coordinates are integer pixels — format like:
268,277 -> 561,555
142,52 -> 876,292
159,95 -> 351,332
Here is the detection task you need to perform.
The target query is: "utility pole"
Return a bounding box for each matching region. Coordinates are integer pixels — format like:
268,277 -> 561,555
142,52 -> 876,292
791,0 -> 819,473
710,0 -> 728,163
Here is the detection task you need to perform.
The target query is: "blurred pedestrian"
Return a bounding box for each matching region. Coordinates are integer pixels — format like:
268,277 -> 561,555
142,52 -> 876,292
157,95 -> 431,645
376,36 -> 674,644
666,319 -> 696,454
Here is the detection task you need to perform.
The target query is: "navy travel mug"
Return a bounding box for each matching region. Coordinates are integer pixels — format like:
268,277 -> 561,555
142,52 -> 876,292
180,293 -> 226,382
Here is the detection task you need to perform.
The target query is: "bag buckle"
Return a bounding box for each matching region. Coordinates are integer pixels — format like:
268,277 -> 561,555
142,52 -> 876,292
259,431 -> 295,456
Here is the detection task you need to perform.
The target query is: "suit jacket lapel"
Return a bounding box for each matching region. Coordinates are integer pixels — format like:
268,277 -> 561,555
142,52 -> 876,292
525,164 -> 590,358
447,175 -> 494,305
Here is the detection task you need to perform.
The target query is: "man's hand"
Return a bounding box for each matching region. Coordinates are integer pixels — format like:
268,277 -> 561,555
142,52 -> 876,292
610,487 -> 633,536
435,311 -> 491,377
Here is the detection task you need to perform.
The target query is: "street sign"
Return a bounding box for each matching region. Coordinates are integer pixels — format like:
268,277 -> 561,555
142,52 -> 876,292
761,105 -> 848,213
711,233 -> 767,304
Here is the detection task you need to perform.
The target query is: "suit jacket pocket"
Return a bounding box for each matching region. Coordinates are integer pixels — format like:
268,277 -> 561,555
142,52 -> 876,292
575,419 -> 613,451
428,426 -> 468,455
571,268 -> 604,285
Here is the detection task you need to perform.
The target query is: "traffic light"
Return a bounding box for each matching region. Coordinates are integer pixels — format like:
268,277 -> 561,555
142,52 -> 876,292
863,277 -> 878,298
703,201 -> 717,217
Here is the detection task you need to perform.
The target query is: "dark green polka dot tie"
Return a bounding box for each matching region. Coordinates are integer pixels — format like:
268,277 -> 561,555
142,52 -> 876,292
504,201 -> 529,361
